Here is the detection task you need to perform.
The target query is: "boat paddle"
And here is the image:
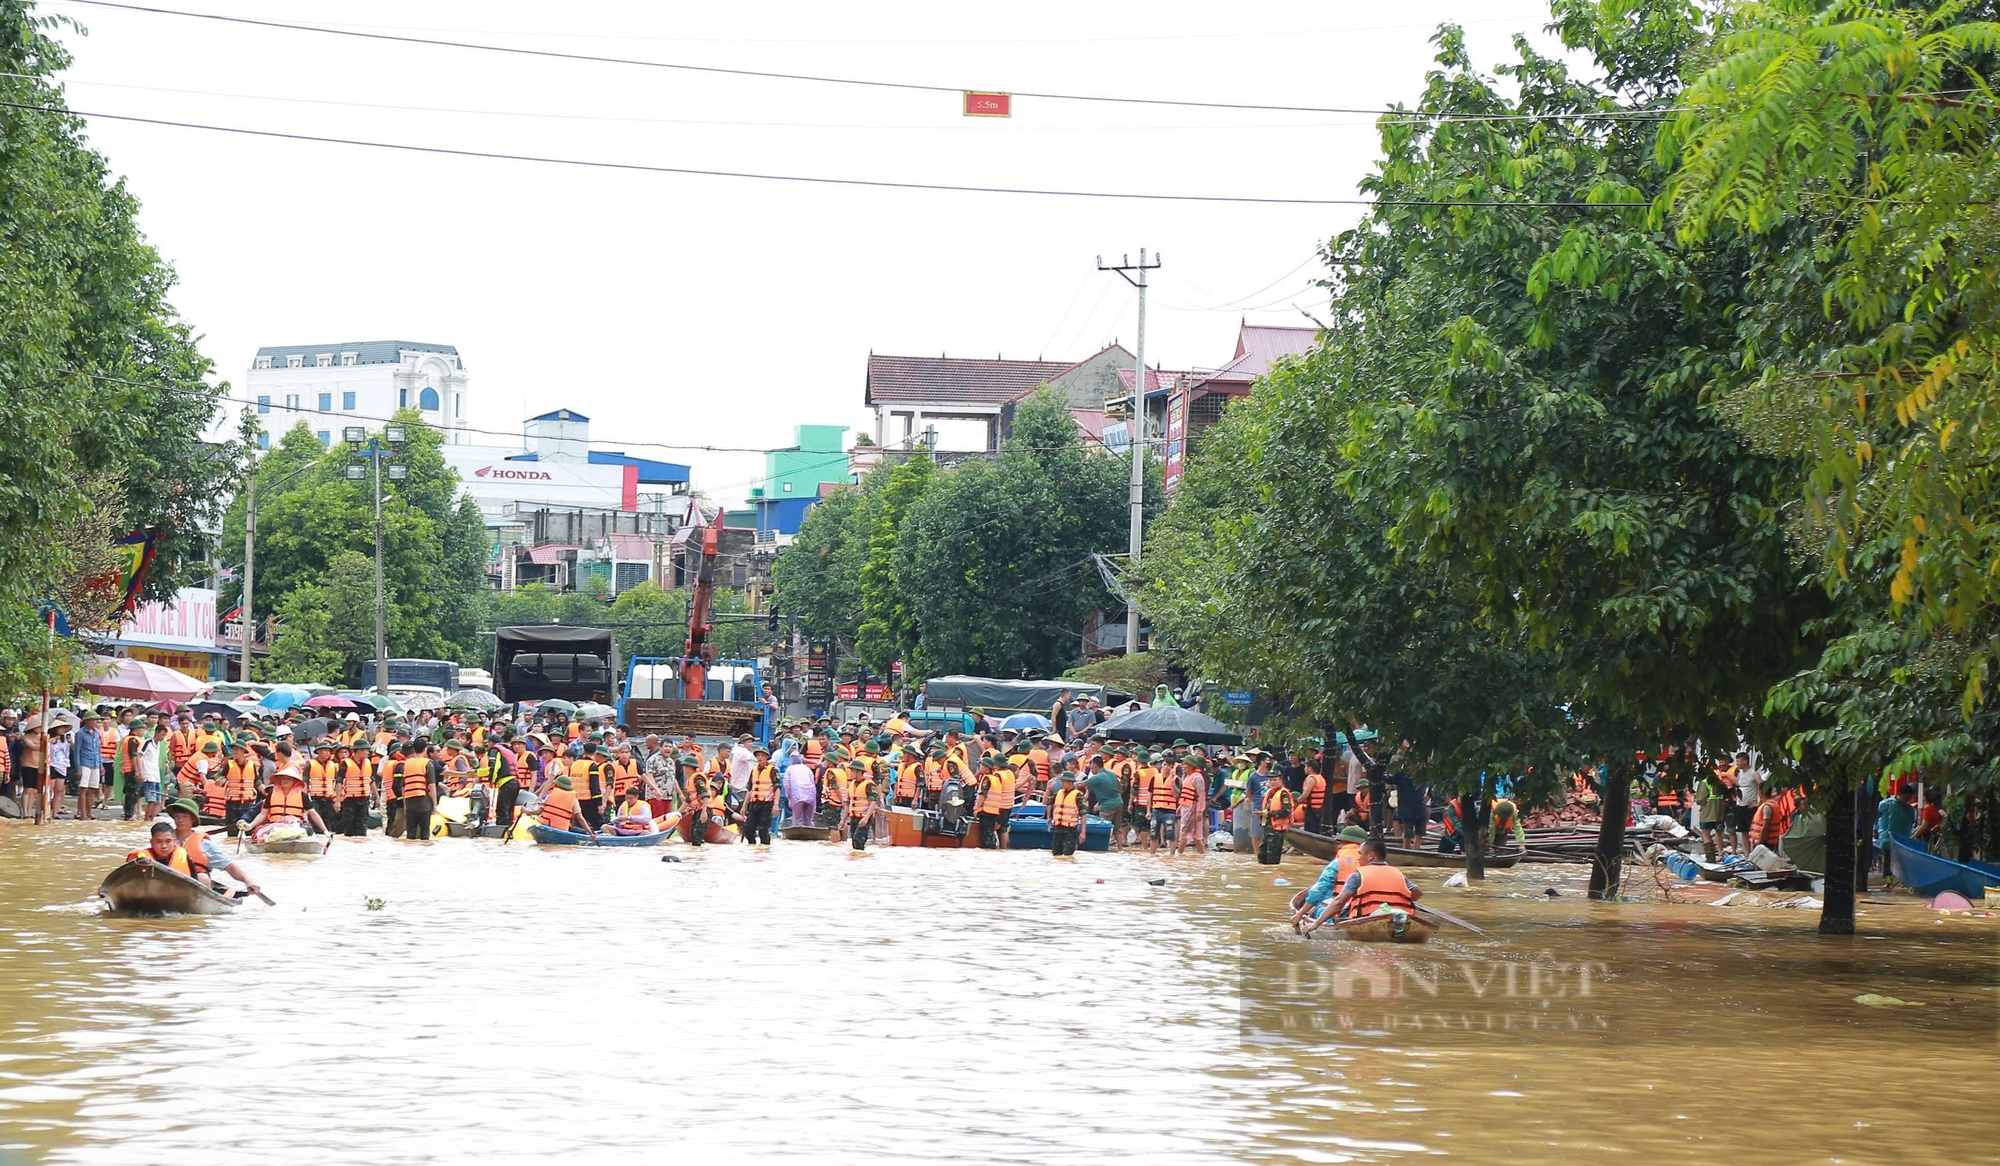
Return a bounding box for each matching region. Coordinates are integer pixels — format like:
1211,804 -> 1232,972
1413,903 -> 1486,936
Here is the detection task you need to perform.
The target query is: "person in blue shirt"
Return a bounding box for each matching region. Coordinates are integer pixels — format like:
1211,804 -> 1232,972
73,711 -> 105,821
1290,826 -> 1369,931
1876,783 -> 1917,881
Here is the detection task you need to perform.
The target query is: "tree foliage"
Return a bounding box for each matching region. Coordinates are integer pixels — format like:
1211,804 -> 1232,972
228,411 -> 489,672
771,389 -> 1148,683
0,2 -> 244,693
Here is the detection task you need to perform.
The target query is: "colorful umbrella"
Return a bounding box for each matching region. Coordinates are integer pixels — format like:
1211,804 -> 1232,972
444,688 -> 504,711
82,655 -> 212,702
998,713 -> 1051,731
304,694 -> 363,710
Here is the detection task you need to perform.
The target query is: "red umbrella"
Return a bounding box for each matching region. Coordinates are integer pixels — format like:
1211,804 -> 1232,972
304,694 -> 362,710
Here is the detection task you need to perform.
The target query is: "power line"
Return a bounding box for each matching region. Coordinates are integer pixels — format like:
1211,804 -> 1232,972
54,1 -> 1675,123
4,100 -> 1623,207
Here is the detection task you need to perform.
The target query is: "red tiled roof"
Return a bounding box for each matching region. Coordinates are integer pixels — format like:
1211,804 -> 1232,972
606,533 -> 656,561
1115,367 -> 1194,397
866,353 -> 1074,407
527,544 -> 577,566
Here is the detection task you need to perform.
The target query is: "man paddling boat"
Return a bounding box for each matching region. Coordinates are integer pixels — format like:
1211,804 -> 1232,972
1291,826 -> 1368,932
165,798 -> 263,900
1301,839 -> 1420,934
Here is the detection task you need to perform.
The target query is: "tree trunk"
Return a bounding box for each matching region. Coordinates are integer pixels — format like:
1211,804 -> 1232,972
1466,775 -> 1490,882
1853,779 -> 1873,894
1819,773 -> 1855,935
1587,768 -> 1629,901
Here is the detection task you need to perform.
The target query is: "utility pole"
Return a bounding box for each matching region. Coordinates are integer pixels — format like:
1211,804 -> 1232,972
241,474 -> 255,684
1098,248 -> 1161,655
345,424 -> 407,693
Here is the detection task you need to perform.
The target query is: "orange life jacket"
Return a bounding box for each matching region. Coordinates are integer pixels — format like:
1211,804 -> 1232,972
1027,748 -> 1052,784
395,759 -> 432,801
981,768 -> 1016,815
202,775 -> 227,818
572,759 -> 602,800
1051,787 -> 1082,828
1350,863 -> 1415,915
1177,773 -> 1202,809
1753,801 -> 1782,849
611,758 -> 640,798
1303,773 -> 1326,809
847,777 -> 875,818
540,786 -> 582,831
1333,842 -> 1362,887
225,758 -> 257,802
923,760 -> 946,793
169,730 -> 196,768
266,780 -> 306,819
1132,766 -> 1155,809
130,846 -> 192,876
1262,785 -> 1296,830
820,769 -> 846,807
306,760 -> 337,799
748,763 -> 778,804
894,762 -> 920,801
340,759 -> 371,800
804,738 -> 825,762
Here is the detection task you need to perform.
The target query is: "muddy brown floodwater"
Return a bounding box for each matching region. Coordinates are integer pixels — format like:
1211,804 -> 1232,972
0,820 -> 1993,1163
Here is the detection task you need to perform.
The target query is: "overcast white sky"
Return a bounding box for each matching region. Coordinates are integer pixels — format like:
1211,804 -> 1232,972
47,0 -> 1566,502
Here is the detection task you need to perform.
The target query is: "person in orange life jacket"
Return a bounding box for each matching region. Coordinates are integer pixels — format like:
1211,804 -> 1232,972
130,820 -> 193,873
845,759 -> 877,851
1291,826 -> 1370,932
305,741 -> 340,830
536,775 -> 596,837
1048,770 -> 1085,856
1299,762 -> 1328,837
1304,838 -> 1421,931
222,740 -> 260,836
243,764 -> 330,839
394,743 -> 440,841
571,742 -> 609,830
333,744 -> 372,837
1256,771 -> 1297,865
164,797 -> 262,898
606,787 -> 656,836
976,753 -> 1017,850
740,744 -> 779,845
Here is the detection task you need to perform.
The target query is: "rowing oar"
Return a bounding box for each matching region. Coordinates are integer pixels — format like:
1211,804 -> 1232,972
250,888 -> 276,906
1414,903 -> 1485,936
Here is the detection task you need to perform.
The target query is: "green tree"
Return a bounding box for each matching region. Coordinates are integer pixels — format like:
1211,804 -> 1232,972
772,479 -> 870,647
262,550 -> 395,685
0,1 -> 243,692
854,452 -> 934,678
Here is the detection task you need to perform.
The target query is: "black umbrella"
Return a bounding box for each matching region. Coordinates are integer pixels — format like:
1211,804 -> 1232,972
1092,704 -> 1243,746
187,699 -> 245,725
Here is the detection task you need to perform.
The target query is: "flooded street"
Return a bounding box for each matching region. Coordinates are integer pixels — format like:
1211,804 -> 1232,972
0,820 -> 1993,1163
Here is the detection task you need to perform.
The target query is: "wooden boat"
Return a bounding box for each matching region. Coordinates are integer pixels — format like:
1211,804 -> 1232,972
1286,891 -> 1437,943
780,824 -> 835,841
1888,834 -> 1991,900
1325,913 -> 1439,944
1387,844 -> 1524,870
1287,829 -> 1345,861
530,823 -> 669,847
243,835 -> 323,856
98,856 -> 240,916
886,806 -> 981,848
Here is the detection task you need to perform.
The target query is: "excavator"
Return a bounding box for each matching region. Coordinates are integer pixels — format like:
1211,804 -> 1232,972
616,503 -> 768,745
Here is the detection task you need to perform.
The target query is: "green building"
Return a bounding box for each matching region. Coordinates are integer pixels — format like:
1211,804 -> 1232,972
747,425 -> 854,540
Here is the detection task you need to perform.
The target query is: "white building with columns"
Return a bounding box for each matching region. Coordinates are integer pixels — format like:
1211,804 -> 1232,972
244,340 -> 470,448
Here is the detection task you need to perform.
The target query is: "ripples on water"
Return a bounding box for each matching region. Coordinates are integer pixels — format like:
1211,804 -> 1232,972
0,821 -> 1992,1163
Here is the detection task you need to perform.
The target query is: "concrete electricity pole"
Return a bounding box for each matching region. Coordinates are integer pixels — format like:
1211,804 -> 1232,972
240,474 -> 255,684
344,424 -> 407,694
1098,249 -> 1161,655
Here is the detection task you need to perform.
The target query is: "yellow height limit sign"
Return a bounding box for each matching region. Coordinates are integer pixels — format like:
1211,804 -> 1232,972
963,91 -> 1011,117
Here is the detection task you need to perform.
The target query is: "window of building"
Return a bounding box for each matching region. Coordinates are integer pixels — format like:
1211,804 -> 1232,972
256,432 -> 270,450
341,352 -> 357,367
419,387 -> 439,411
318,392 -> 332,412
286,355 -> 303,369
284,394 -> 300,411
316,354 -> 332,368
342,391 -> 356,410
317,430 -> 331,447
455,395 -> 463,419
256,395 -> 270,413
398,387 -> 408,408
782,481 -> 793,493
253,356 -> 272,370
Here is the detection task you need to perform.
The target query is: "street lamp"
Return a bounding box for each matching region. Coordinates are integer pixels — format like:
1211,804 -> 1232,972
346,425 -> 408,695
